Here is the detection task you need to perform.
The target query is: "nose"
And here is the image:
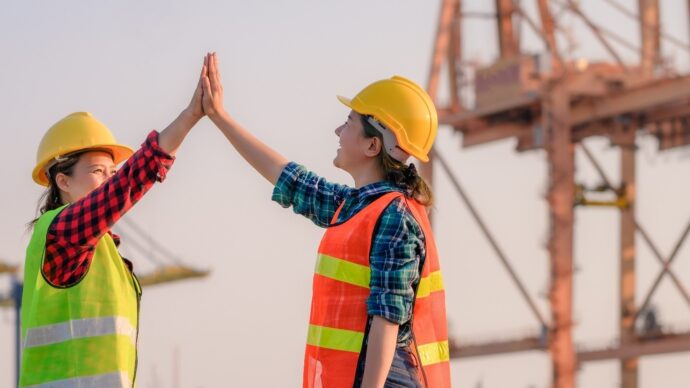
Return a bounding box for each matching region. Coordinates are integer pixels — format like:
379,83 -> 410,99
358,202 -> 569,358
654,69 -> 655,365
335,125 -> 343,136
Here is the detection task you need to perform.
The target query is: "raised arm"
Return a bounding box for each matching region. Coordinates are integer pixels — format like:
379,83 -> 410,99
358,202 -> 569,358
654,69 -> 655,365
201,52 -> 288,185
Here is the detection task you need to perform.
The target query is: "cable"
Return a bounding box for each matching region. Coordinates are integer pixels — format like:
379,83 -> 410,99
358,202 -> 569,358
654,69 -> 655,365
602,0 -> 690,52
117,217 -> 186,266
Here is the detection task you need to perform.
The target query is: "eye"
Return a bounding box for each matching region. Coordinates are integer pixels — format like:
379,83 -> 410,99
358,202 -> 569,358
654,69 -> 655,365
92,168 -> 104,174
110,169 -> 117,176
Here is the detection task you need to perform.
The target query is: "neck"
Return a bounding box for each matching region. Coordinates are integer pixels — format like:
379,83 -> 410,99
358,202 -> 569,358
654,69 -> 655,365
350,160 -> 386,189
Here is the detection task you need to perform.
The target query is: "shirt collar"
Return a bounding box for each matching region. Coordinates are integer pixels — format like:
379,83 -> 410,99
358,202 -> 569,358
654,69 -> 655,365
349,180 -> 403,200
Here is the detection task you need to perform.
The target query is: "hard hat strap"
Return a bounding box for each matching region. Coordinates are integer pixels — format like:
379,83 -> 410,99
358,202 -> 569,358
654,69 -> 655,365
366,116 -> 410,163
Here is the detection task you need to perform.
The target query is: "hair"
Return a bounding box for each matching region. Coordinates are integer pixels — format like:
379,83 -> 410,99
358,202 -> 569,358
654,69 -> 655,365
360,115 -> 434,207
28,153 -> 82,227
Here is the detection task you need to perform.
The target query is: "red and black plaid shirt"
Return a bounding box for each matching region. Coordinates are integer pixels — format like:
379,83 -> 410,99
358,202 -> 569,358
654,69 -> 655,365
42,130 -> 174,287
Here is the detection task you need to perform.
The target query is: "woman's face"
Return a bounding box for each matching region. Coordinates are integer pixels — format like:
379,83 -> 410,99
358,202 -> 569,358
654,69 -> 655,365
333,111 -> 373,171
56,151 -> 116,203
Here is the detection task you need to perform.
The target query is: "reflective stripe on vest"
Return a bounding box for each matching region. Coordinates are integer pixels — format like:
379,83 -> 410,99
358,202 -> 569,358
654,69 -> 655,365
315,254 -> 370,289
23,316 -> 136,349
316,254 -> 445,298
307,324 -> 364,353
417,340 -> 450,366
24,371 -> 129,388
316,253 -> 444,299
416,270 -> 444,299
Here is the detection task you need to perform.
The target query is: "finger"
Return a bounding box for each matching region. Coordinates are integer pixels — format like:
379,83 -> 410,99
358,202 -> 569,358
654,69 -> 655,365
207,54 -> 216,89
210,53 -> 221,91
197,56 -> 207,88
213,52 -> 221,82
213,53 -> 222,89
202,73 -> 213,100
210,53 -> 217,81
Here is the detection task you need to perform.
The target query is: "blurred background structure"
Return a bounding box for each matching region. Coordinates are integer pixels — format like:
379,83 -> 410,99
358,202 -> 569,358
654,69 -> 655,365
423,1 -> 690,387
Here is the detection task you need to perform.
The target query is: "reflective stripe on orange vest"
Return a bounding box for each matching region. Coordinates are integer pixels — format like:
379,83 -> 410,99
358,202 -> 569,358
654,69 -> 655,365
304,192 -> 452,387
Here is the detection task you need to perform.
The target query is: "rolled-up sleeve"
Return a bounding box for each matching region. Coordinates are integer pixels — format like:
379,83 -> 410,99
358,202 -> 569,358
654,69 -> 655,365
272,162 -> 351,227
366,198 -> 425,325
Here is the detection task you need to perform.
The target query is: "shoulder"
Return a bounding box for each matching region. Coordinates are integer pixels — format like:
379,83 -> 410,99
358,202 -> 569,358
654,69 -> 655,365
378,196 -> 424,241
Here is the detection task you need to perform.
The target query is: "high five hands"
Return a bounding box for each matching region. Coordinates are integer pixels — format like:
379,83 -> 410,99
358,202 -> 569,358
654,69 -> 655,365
186,52 -> 225,123
184,52 -> 227,123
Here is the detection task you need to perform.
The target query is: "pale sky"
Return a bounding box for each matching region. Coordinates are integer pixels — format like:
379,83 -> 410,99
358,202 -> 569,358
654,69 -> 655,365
2,1 -> 690,387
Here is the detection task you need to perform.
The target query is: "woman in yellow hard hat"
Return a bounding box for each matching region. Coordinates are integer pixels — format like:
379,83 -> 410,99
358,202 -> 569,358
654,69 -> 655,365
201,53 -> 451,387
20,59 -> 207,387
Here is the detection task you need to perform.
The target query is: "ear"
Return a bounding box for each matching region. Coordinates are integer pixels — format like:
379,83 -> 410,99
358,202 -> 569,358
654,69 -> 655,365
54,172 -> 71,193
364,136 -> 382,158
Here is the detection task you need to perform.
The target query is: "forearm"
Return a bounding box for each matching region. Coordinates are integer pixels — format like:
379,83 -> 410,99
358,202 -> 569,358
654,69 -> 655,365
50,131 -> 173,245
361,316 -> 399,388
211,111 -> 288,185
158,109 -> 200,156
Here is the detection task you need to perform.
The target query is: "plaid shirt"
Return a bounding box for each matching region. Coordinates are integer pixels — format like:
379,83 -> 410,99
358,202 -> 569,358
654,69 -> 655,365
272,162 -> 426,346
43,131 -> 174,287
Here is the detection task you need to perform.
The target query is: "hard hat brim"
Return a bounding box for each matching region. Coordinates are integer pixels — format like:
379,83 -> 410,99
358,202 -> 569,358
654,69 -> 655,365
336,95 -> 353,109
32,144 -> 135,187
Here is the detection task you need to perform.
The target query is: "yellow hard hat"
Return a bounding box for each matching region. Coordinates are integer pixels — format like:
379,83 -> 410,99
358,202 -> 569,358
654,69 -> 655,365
337,75 -> 438,162
32,112 -> 134,186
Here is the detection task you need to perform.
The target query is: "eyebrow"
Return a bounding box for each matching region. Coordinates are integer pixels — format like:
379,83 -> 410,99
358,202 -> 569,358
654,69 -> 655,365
87,163 -> 116,169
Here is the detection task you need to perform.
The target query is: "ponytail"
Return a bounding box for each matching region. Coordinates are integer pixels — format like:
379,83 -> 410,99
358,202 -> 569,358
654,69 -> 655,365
361,116 -> 434,207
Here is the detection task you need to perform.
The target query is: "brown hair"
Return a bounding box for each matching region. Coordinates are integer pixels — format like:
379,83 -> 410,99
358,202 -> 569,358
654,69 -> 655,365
360,115 -> 434,207
29,154 -> 81,227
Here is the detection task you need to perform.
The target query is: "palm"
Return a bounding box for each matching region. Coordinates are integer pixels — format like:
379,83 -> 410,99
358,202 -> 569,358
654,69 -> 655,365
202,53 -> 225,118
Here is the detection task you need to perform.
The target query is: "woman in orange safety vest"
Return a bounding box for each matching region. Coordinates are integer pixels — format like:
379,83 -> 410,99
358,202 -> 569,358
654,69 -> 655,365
202,52 -> 451,388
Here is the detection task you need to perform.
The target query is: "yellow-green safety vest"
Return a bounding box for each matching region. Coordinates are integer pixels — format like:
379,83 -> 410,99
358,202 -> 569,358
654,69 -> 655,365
20,206 -> 142,387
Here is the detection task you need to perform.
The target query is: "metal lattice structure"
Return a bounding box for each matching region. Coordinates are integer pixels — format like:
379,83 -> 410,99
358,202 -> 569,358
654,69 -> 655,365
424,1 -> 690,387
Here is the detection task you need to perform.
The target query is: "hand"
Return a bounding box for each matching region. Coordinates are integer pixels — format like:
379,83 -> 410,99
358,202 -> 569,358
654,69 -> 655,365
202,52 -> 226,120
184,56 -> 206,121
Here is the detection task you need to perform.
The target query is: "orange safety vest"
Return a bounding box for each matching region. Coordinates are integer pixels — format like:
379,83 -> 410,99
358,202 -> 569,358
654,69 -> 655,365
304,192 -> 451,387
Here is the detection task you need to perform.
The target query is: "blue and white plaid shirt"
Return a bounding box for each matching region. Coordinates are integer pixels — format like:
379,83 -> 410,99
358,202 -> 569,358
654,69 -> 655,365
272,162 -> 426,346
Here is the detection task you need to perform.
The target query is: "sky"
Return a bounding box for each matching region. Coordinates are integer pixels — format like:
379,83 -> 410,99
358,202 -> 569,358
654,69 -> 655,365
2,0 -> 690,387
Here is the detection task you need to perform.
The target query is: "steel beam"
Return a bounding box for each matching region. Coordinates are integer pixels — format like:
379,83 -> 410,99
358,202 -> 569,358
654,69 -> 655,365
442,76 -> 690,131
461,122 -> 531,147
136,265 -> 210,287
639,0 -> 660,77
545,81 -> 576,388
578,332 -> 690,362
537,0 -> 562,70
448,0 -> 462,111
450,336 -> 545,358
496,0 -> 518,58
569,76 -> 690,126
619,129 -> 638,388
427,0 -> 457,101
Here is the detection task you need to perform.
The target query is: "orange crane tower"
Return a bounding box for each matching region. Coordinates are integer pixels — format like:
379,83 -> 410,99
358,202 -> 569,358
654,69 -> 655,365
425,1 -> 690,387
